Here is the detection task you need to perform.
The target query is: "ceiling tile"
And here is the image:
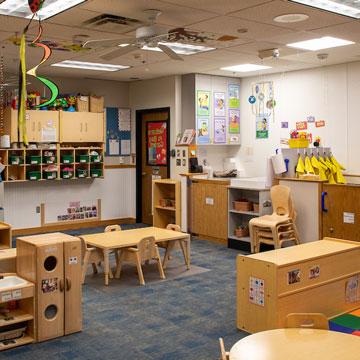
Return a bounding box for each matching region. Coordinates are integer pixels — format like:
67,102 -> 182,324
159,0 -> 273,16
188,15 -> 295,42
311,22 -> 360,43
81,0 -> 216,27
231,0 -> 353,31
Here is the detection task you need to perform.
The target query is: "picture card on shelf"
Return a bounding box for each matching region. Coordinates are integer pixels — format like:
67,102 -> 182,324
180,129 -> 195,145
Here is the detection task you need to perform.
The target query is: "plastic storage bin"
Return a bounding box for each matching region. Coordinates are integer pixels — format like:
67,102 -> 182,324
76,169 -> 88,178
43,171 -> 57,180
43,155 -> 56,164
9,155 -> 23,165
26,171 -> 41,181
90,154 -> 101,163
61,155 -> 74,164
61,169 -> 74,179
27,155 -> 41,165
90,169 -> 102,178
77,154 -> 90,163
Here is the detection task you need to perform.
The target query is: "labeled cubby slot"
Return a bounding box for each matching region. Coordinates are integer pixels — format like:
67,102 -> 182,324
26,150 -> 41,165
7,165 -> 25,181
26,165 -> 41,181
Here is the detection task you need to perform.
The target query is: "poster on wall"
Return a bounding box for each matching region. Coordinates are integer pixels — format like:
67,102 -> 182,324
197,117 -> 210,144
229,109 -> 240,134
256,114 -> 269,139
214,92 -> 226,117
57,201 -> 99,222
147,121 -> 167,166
228,84 -> 240,109
214,117 -> 226,143
196,90 -> 210,116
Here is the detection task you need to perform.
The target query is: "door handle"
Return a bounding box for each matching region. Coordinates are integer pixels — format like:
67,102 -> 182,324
80,122 -> 83,132
321,191 -> 328,212
32,122 -> 35,131
59,279 -> 64,292
85,122 -> 88,132
66,278 -> 71,291
38,121 -> 41,132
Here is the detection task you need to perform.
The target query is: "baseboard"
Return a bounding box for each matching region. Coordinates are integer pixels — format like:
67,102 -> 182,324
13,218 -> 136,236
192,233 -> 227,245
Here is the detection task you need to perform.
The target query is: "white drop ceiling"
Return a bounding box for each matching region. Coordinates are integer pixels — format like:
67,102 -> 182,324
0,0 -> 360,81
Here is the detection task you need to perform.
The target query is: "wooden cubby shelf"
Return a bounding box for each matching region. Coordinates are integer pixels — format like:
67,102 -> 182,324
0,143 -> 104,183
153,179 -> 181,228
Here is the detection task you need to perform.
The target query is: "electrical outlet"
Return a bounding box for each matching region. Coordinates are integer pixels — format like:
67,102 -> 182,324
36,206 -> 41,214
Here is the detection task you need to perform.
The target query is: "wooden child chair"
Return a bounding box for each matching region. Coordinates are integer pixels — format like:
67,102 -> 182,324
81,237 -> 113,284
285,313 -> 329,330
219,338 -> 230,360
249,185 -> 300,253
158,224 -> 189,270
115,236 -> 165,285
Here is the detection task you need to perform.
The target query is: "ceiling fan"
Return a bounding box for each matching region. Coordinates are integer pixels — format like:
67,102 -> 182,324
83,9 -> 184,61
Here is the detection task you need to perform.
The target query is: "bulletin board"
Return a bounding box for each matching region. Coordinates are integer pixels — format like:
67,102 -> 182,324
105,107 -> 131,156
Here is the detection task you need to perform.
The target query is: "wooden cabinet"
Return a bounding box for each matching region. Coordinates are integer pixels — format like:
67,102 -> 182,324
60,112 -> 104,143
322,184 -> 360,241
191,179 -> 229,243
237,238 -> 360,333
4,108 -> 59,143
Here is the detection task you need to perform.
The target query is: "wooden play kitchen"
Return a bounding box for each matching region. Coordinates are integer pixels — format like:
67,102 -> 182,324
237,238 -> 360,333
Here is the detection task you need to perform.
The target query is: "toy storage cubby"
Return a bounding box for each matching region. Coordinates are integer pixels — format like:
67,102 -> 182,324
153,179 -> 181,228
0,222 -> 12,249
228,186 -> 271,250
0,143 -> 104,182
0,281 -> 35,351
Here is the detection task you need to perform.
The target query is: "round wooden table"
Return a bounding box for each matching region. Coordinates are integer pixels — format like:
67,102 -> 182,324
230,328 -> 360,360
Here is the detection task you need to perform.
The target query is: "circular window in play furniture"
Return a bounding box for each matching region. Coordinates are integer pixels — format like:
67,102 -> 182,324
44,304 -> 58,320
44,256 -> 57,272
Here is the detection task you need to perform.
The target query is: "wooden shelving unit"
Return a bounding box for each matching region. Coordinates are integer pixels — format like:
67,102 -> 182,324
0,223 -> 12,249
0,281 -> 35,351
0,144 -> 104,183
228,186 -> 272,250
153,179 -> 181,228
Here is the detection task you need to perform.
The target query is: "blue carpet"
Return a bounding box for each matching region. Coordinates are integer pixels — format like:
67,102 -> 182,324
4,224 -> 247,359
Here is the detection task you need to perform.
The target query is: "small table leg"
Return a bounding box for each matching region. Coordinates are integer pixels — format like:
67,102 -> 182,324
103,249 -> 110,286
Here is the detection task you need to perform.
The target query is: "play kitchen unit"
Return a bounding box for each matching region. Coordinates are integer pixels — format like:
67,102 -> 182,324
0,232 -> 82,351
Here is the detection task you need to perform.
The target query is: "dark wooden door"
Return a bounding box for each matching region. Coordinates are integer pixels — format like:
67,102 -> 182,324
322,184 -> 360,241
138,109 -> 170,225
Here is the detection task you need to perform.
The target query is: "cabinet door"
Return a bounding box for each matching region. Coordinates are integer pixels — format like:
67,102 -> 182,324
60,112 -> 83,142
19,111 -> 37,143
83,113 -> 104,142
322,184 -> 360,241
36,243 -> 65,341
191,181 -> 228,240
64,239 -> 82,335
36,111 -> 59,142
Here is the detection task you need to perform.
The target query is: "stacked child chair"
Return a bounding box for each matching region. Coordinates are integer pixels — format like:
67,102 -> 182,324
249,185 -> 300,253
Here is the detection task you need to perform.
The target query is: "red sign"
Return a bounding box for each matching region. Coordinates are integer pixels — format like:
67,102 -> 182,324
315,120 -> 325,128
296,121 -> 307,130
147,121 -> 167,165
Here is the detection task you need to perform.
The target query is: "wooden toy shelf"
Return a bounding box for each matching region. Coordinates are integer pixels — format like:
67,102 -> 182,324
153,179 -> 181,228
0,223 -> 12,249
0,143 -> 104,183
0,281 -> 35,351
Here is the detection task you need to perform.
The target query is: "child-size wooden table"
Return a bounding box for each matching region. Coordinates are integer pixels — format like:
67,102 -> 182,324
80,227 -> 191,285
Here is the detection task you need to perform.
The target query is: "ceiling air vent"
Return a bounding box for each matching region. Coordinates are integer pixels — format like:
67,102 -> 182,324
83,14 -> 142,32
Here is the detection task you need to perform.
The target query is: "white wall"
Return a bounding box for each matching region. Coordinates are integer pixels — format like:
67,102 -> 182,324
4,168 -> 136,229
7,77 -> 135,230
129,75 -> 182,176
236,62 -> 357,177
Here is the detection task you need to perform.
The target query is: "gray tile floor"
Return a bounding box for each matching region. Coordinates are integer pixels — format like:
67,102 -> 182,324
4,225 -> 248,359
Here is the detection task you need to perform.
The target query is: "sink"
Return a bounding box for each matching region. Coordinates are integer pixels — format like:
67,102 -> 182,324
0,276 -> 27,289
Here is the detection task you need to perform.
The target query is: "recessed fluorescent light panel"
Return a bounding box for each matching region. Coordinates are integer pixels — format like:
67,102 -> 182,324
220,64 -> 272,72
142,42 -> 215,55
290,0 -> 360,19
51,61 -> 130,72
287,36 -> 354,50
0,0 -> 86,20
